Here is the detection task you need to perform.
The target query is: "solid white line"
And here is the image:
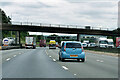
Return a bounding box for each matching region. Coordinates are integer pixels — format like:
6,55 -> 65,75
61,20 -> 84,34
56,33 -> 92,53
13,55 -> 16,57
53,59 -> 56,62
6,58 -> 11,61
62,66 -> 68,70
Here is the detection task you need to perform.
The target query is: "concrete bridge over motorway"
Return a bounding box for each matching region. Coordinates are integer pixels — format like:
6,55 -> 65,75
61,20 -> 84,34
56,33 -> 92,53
1,22 -> 120,45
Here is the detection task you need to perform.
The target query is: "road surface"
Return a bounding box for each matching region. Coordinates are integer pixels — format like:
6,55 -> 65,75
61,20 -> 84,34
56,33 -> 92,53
1,47 -> 118,78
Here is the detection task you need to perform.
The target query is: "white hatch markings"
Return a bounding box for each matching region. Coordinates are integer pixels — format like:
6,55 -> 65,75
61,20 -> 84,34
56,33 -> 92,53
6,58 -> 11,61
13,55 -> 16,57
62,66 -> 68,70
53,59 -> 56,62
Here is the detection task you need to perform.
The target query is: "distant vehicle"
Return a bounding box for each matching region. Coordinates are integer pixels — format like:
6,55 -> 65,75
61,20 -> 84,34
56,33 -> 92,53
25,37 -> 36,49
107,39 -> 114,48
116,37 -> 120,48
39,39 -> 46,47
96,38 -> 108,48
82,43 -> 87,48
59,41 -> 85,62
88,43 -> 96,47
49,40 -> 56,49
83,40 -> 89,44
3,37 -> 15,46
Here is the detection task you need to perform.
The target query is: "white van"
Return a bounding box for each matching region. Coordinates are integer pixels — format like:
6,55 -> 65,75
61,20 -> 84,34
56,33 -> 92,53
96,38 -> 108,48
25,37 -> 36,49
107,39 -> 114,48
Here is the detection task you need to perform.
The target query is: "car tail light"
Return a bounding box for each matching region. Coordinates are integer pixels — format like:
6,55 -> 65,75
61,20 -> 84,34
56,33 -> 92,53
81,46 -> 84,52
64,45 -> 66,51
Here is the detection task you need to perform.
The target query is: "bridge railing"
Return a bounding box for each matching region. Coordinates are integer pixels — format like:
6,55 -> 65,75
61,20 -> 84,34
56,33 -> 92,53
11,21 -> 114,31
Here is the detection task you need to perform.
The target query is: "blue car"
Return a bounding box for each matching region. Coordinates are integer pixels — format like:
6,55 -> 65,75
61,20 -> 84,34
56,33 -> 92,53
59,41 -> 85,62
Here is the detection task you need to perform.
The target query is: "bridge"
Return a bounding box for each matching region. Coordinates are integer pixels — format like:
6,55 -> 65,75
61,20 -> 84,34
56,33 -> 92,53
1,22 -> 120,45
1,22 -> 120,36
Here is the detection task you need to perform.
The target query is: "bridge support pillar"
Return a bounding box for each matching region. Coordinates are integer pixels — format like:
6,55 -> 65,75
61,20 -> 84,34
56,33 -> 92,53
15,31 -> 21,45
77,34 -> 81,41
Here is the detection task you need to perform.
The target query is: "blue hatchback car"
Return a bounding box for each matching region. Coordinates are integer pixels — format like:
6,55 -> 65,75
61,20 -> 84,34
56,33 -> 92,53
59,41 -> 85,62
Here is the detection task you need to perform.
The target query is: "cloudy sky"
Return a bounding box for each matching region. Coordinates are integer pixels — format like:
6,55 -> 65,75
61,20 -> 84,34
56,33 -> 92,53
0,0 -> 119,36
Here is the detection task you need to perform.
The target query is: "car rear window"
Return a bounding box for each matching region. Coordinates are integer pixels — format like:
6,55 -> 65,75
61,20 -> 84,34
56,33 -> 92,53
66,43 -> 81,48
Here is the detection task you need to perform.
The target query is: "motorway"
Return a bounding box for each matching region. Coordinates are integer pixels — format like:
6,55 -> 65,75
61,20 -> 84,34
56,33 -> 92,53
1,47 -> 118,78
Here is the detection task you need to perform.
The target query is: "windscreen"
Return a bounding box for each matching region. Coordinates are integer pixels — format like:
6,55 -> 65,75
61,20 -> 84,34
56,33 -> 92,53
99,40 -> 108,44
66,43 -> 81,48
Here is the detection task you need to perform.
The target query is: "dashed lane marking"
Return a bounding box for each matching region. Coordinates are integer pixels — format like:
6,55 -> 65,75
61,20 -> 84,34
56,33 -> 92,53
6,58 -> 11,61
49,56 -> 51,58
53,59 -> 56,62
74,74 -> 77,76
13,55 -> 16,57
62,66 -> 68,70
100,60 -> 104,62
96,60 -> 100,62
19,53 -> 22,54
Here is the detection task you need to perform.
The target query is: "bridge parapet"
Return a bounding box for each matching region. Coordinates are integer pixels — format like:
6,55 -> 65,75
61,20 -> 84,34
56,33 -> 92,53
11,21 -> 114,31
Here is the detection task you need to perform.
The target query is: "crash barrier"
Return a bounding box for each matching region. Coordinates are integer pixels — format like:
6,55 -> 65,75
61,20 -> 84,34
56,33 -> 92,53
1,44 -> 24,50
84,47 -> 120,53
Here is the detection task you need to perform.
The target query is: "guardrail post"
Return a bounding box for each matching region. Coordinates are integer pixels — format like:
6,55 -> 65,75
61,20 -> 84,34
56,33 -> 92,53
59,25 -> 60,28
31,23 -> 32,26
21,22 -> 22,25
76,26 -> 77,28
50,24 -> 51,27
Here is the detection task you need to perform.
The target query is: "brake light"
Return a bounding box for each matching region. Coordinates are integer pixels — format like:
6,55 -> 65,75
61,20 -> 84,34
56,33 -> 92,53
64,45 -> 66,51
81,46 -> 84,52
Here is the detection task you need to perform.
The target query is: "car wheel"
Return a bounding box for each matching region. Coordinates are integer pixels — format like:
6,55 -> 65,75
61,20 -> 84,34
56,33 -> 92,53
81,58 -> 85,62
61,58 -> 65,62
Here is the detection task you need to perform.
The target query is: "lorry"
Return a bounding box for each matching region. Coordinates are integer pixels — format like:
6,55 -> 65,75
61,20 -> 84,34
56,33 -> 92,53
116,37 -> 120,48
107,39 -> 114,48
96,38 -> 108,48
39,39 -> 46,47
49,40 -> 56,49
25,37 -> 36,49
3,37 -> 15,46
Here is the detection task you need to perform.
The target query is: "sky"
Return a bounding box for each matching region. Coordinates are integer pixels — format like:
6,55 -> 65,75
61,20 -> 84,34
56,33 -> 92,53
0,0 -> 119,36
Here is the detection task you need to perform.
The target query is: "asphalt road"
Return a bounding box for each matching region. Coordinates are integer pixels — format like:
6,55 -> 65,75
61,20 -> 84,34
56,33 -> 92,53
2,47 -> 118,78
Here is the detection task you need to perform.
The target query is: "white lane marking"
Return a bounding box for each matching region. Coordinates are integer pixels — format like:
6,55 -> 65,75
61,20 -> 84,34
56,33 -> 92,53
13,55 -> 16,57
6,58 -> 11,61
74,74 -> 77,76
49,56 -> 51,58
45,50 -> 48,55
19,53 -> 21,54
96,60 -> 100,62
62,66 -> 68,70
53,59 -> 56,62
100,60 -> 104,62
